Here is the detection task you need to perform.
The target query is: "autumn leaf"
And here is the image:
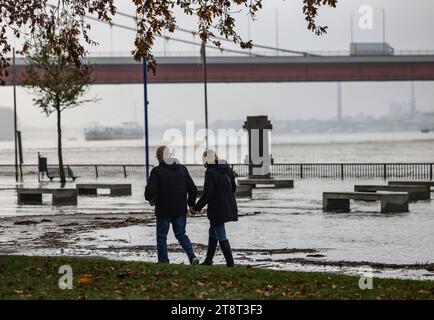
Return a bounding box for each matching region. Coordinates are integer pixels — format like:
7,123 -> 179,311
77,274 -> 94,285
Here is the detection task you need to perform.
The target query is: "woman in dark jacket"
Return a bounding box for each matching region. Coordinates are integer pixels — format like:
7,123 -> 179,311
193,150 -> 238,267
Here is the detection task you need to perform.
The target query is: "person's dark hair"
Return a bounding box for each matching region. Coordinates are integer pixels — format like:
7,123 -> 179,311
156,145 -> 170,162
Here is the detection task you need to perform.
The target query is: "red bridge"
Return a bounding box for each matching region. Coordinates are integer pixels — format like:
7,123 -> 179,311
5,54 -> 434,85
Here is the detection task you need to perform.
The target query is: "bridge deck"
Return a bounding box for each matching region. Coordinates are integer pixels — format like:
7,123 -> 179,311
4,55 -> 434,84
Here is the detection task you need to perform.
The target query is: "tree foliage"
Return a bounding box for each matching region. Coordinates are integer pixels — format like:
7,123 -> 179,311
22,41 -> 95,116
22,37 -> 97,183
0,0 -> 338,84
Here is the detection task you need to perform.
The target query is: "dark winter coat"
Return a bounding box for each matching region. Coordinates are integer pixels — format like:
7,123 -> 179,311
145,158 -> 197,217
193,160 -> 238,226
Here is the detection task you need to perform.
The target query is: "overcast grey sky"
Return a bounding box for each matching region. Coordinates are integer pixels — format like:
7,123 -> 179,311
1,0 -> 434,131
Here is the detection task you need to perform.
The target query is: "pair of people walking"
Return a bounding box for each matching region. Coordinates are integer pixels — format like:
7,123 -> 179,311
145,146 -> 238,267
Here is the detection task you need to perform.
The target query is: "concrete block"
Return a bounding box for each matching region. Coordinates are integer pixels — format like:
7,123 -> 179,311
52,189 -> 78,206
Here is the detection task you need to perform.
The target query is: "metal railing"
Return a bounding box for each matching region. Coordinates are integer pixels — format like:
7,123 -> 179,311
82,49 -> 434,58
269,163 -> 433,180
9,49 -> 434,60
0,163 -> 433,180
86,49 -> 434,58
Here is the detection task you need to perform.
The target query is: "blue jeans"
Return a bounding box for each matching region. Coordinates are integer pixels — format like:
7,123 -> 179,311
209,223 -> 228,241
156,215 -> 196,263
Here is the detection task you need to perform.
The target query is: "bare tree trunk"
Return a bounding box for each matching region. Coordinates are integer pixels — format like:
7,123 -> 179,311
56,105 -> 66,184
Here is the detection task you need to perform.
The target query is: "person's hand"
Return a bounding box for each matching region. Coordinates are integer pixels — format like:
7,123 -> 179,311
189,207 -> 199,215
187,207 -> 193,217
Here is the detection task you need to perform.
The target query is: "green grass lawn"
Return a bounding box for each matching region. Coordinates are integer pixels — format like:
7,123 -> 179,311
0,255 -> 433,300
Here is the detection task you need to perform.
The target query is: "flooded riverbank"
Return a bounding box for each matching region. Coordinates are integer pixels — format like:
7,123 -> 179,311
1,177 -> 433,280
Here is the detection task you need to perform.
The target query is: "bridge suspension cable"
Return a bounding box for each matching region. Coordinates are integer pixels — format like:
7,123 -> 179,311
84,15 -> 264,57
44,3 -> 261,57
114,10 -> 320,57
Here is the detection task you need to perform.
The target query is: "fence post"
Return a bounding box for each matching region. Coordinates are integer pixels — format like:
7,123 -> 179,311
340,164 -> 344,180
95,165 -> 99,179
123,165 -> 127,178
300,164 -> 303,179
430,164 -> 433,181
383,164 -> 387,180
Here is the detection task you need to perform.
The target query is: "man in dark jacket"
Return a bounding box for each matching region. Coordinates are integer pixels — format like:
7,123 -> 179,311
145,146 -> 199,265
192,150 -> 238,267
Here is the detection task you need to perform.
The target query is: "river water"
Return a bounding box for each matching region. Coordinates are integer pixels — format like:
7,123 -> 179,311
1,131 -> 434,164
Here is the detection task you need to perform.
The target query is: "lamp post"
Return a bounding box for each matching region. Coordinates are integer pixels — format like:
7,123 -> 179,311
201,41 -> 209,149
13,48 -> 18,182
143,60 -> 150,182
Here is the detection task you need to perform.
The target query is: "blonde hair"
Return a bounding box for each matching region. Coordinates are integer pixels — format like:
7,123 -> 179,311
202,149 -> 218,165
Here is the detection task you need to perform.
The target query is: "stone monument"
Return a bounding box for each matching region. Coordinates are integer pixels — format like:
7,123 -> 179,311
239,115 -> 293,188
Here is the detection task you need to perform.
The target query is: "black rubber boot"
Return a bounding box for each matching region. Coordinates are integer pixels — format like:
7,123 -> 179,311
219,240 -> 234,267
201,237 -> 218,265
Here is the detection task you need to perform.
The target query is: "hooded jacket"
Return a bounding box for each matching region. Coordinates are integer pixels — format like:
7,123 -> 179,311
145,158 -> 197,217
193,160 -> 238,226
